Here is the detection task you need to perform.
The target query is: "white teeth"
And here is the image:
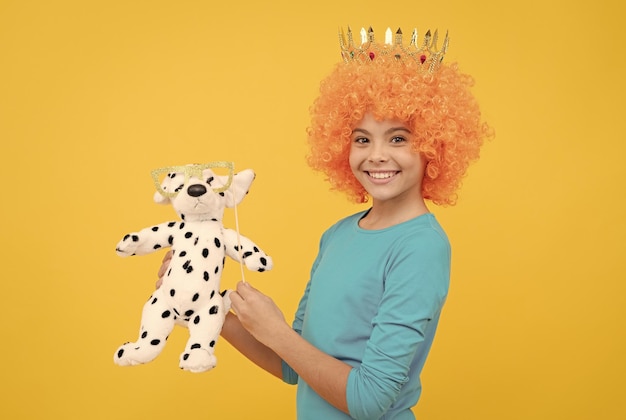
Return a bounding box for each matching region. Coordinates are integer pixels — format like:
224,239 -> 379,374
368,172 -> 396,179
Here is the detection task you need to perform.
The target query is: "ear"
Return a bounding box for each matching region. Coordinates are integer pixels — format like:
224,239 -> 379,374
223,169 -> 255,208
152,171 -> 182,205
153,190 -> 171,205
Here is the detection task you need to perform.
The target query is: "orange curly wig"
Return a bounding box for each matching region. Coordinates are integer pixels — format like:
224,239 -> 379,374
306,57 -> 492,205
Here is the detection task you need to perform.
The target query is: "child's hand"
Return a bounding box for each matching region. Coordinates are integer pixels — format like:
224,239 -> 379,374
229,281 -> 288,346
155,250 -> 173,289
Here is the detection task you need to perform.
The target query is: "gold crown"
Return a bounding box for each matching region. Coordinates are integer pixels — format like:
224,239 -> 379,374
339,26 -> 449,73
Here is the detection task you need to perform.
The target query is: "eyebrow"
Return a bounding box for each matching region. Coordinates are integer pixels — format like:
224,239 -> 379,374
351,126 -> 412,135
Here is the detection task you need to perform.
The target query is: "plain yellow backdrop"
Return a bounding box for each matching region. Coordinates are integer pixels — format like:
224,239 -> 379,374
1,0 -> 625,418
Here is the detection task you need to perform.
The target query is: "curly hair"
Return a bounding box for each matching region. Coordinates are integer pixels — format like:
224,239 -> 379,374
306,57 -> 492,205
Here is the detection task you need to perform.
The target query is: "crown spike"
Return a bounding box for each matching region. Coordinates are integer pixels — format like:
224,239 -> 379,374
394,27 -> 403,46
410,28 -> 418,47
422,30 -> 432,49
339,27 -> 346,49
431,29 -> 439,50
441,31 -> 450,54
347,26 -> 355,47
385,27 -> 393,45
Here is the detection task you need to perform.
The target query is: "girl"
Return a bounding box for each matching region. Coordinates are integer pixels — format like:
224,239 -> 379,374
163,27 -> 491,419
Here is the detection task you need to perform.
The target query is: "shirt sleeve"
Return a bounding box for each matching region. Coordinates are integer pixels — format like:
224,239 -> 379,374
346,230 -> 451,419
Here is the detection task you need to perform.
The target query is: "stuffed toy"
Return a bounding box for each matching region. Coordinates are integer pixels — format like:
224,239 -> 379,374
113,162 -> 273,373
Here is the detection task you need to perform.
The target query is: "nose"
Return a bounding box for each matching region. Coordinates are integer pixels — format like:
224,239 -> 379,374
368,143 -> 388,162
187,184 -> 207,197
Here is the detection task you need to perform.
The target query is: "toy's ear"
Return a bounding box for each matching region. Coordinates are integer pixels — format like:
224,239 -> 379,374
223,169 -> 255,208
152,171 -> 181,205
153,190 -> 171,205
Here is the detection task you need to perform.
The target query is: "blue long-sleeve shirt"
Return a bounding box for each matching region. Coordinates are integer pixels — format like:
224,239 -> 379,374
282,210 -> 451,419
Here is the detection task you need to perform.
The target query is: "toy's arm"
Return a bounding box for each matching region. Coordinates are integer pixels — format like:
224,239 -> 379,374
115,221 -> 180,257
222,228 -> 273,272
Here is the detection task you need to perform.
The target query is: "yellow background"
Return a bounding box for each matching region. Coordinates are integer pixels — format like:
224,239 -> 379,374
1,0 -> 625,418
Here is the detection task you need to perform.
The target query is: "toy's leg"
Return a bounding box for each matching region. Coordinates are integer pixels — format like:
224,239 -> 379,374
114,288 -> 175,367
179,295 -> 227,373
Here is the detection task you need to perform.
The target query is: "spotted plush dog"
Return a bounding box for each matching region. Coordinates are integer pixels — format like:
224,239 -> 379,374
114,163 -> 272,373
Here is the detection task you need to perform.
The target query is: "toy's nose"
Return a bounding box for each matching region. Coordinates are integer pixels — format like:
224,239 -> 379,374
187,184 -> 207,197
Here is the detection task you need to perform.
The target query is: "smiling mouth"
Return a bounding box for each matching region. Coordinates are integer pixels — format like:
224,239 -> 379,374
366,171 -> 398,179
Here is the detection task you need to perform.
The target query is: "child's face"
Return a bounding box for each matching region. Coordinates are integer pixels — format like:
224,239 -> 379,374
349,113 -> 425,205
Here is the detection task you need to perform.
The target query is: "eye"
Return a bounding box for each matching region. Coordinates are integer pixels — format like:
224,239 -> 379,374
206,176 -> 214,185
390,135 -> 407,144
174,184 -> 184,192
353,136 -> 369,144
